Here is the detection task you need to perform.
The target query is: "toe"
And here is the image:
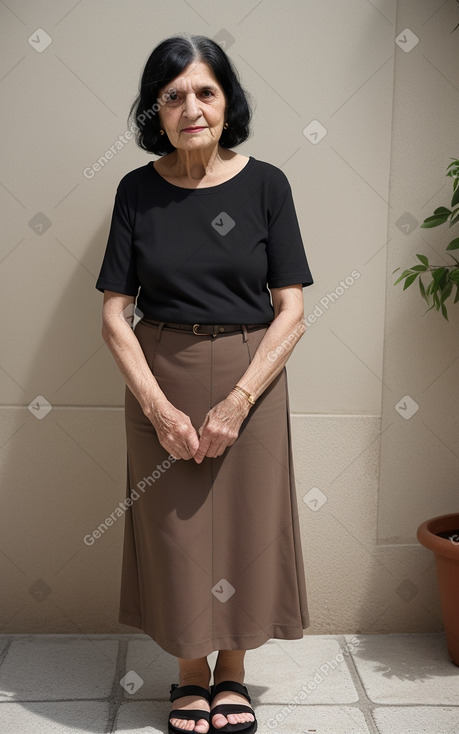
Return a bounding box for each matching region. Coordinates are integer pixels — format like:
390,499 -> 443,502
170,717 -> 205,731
211,712 -> 228,729
212,711 -> 255,728
181,723 -> 191,732
225,711 -> 254,724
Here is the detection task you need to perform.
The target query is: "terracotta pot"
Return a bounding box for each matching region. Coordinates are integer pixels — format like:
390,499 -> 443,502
417,512 -> 459,666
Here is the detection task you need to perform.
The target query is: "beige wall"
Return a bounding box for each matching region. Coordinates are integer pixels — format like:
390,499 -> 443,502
0,0 -> 457,636
378,0 -> 459,544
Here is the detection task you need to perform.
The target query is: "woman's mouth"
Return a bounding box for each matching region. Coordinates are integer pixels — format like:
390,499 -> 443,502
181,126 -> 207,133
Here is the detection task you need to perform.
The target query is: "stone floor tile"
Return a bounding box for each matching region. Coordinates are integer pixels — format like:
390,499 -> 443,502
345,633 -> 459,704
373,706 -> 459,733
0,636 -> 118,701
0,701 -> 109,733
114,700 -> 174,732
122,637 -> 180,700
243,636 -> 360,704
244,703 -> 370,733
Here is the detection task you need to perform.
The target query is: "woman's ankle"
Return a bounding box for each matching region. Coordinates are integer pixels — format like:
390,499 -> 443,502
213,650 -> 246,685
177,657 -> 211,688
212,663 -> 246,686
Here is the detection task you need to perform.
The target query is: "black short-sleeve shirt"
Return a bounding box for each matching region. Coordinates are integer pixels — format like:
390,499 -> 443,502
95,156 -> 313,323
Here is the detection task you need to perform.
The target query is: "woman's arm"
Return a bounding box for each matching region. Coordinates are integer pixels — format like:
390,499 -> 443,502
193,284 -> 306,463
101,290 -> 199,460
233,283 -> 306,400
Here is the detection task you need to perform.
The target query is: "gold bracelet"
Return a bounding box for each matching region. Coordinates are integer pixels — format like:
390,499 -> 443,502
231,385 -> 256,405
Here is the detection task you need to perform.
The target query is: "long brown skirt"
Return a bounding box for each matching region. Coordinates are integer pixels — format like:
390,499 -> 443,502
119,319 -> 310,659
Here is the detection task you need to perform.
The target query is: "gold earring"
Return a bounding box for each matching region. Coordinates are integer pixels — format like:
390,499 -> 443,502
223,122 -> 228,129
159,129 -> 165,135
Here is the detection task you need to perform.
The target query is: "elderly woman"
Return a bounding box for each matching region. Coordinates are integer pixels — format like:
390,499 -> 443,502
96,34 -> 313,734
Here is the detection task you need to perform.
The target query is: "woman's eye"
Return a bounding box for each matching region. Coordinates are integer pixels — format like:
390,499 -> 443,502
201,90 -> 213,98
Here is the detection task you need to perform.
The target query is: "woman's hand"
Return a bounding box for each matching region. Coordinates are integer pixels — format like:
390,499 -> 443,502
193,391 -> 251,464
147,399 -> 200,460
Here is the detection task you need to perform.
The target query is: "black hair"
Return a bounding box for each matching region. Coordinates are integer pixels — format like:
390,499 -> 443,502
129,34 -> 252,155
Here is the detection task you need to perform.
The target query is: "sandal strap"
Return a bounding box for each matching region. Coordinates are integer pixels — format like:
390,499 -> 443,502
169,708 -> 210,722
210,703 -> 254,716
169,682 -> 211,702
210,680 -> 252,703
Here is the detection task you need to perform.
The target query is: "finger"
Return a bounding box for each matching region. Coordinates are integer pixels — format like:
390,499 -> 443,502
210,442 -> 226,459
178,443 -> 194,461
175,432 -> 199,460
165,424 -> 199,460
187,430 -> 200,455
171,445 -> 193,461
196,416 -> 208,439
202,432 -> 228,459
193,434 -> 212,464
163,438 -> 188,461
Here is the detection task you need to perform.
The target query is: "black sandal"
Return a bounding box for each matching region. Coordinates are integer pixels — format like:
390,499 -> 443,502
209,680 -> 257,734
168,683 -> 211,734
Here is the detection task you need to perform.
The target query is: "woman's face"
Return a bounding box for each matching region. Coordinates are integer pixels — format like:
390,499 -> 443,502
157,60 -> 227,152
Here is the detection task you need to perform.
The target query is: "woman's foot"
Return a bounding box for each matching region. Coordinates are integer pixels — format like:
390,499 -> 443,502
210,683 -> 255,730
211,652 -> 255,730
169,657 -> 211,732
169,688 -> 210,733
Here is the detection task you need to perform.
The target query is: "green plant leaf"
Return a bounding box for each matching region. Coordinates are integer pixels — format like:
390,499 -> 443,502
395,158 -> 459,316
416,254 -> 429,266
394,269 -> 413,285
421,213 -> 450,228
440,280 -> 453,303
449,269 -> 459,282
403,273 -> 418,290
432,267 -> 448,286
419,276 -> 428,302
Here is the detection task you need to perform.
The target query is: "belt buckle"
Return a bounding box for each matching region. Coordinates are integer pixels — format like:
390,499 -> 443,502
192,323 -> 210,336
193,323 -> 219,337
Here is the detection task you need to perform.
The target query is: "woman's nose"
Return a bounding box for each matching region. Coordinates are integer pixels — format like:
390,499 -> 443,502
183,93 -> 200,119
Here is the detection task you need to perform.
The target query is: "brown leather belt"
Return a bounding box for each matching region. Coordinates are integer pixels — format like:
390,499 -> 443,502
143,319 -> 270,336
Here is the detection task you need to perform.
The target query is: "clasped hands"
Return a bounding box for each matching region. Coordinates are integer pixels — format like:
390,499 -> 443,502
149,391 -> 252,464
